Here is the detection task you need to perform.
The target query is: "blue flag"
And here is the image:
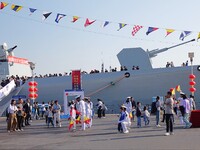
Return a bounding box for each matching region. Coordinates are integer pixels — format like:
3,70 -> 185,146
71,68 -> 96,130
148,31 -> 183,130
102,21 -> 109,28
55,13 -> 66,23
179,31 -> 191,41
29,8 -> 37,14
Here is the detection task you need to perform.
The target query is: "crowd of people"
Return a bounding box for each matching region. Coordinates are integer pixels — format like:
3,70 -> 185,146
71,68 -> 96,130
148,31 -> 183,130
6,90 -> 196,136
68,96 -> 94,131
166,60 -> 190,68
6,99 -> 63,132
117,91 -> 196,135
0,75 -> 28,89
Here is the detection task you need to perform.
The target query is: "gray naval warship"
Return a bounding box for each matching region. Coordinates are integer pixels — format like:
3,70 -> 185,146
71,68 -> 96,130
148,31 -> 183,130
0,39 -> 199,113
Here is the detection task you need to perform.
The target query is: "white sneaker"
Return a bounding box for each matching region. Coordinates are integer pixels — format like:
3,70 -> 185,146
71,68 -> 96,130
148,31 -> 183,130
188,123 -> 192,128
165,133 -> 170,136
124,130 -> 129,134
156,124 -> 161,127
20,129 -> 24,131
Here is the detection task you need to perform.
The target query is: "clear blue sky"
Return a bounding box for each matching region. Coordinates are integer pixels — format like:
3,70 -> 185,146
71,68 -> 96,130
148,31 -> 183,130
1,0 -> 200,75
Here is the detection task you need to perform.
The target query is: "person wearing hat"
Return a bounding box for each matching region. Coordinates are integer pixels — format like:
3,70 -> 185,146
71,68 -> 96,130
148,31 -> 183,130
53,100 -> 61,127
84,97 -> 92,128
178,92 -> 185,117
118,105 -> 129,134
123,97 -> 132,127
69,104 -> 76,131
124,97 -> 132,116
75,95 -> 86,130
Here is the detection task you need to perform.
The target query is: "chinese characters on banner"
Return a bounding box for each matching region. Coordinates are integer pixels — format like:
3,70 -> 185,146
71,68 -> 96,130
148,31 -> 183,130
72,70 -> 81,90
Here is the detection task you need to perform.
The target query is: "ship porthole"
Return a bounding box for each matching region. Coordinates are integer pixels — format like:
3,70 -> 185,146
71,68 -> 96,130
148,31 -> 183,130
124,72 -> 130,78
197,66 -> 200,71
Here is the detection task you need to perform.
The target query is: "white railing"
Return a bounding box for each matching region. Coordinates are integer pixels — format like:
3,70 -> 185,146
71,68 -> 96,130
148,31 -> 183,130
0,80 -> 16,101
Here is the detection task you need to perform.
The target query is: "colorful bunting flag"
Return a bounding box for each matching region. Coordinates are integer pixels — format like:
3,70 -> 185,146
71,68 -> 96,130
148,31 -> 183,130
146,27 -> 159,35
11,4 -> 22,12
132,25 -> 143,36
102,21 -> 109,28
179,31 -> 191,41
55,13 -> 66,23
84,18 -> 96,27
176,85 -> 181,92
165,29 -> 175,37
118,23 -> 127,31
0,2 -> 8,10
42,11 -> 52,20
197,32 -> 200,41
72,16 -> 79,23
29,8 -> 37,15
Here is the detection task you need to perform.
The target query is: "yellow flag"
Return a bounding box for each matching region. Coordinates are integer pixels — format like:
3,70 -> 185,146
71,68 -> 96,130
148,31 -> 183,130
129,112 -> 133,119
176,85 -> 181,92
11,4 -> 22,12
166,29 -> 175,37
171,88 -> 175,95
197,32 -> 200,41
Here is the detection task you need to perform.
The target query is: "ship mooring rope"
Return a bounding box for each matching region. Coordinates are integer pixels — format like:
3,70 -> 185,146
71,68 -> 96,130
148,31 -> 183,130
86,75 -> 125,97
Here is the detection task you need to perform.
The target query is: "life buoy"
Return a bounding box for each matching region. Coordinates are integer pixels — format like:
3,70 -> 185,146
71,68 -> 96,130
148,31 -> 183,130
197,66 -> 200,71
124,72 -> 130,78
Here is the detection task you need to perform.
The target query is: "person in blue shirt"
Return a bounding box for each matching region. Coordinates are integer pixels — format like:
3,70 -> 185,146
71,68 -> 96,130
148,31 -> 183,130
118,105 -> 129,134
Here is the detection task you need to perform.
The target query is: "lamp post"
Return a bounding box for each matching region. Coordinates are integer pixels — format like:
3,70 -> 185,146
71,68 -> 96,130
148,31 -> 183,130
188,52 -> 194,74
188,52 -> 196,96
28,62 -> 36,102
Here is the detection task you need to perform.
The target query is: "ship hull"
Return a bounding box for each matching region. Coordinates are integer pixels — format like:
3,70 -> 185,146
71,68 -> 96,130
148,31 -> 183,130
19,66 -> 200,113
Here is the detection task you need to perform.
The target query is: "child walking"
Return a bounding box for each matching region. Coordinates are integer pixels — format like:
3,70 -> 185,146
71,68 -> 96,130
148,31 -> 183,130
69,104 -> 76,131
47,106 -> 54,128
143,106 -> 150,125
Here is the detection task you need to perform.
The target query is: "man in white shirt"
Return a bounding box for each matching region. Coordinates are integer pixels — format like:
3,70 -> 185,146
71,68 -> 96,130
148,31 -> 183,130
76,95 -> 86,130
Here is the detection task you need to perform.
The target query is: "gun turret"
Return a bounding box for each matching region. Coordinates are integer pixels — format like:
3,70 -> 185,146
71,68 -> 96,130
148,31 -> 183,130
148,39 -> 195,58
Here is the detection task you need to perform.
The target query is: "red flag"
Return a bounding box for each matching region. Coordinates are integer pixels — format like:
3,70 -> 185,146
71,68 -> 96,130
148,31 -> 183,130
0,2 -> 8,9
84,18 -> 96,27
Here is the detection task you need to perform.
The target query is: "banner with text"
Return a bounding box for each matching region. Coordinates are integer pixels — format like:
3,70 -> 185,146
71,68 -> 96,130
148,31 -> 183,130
71,70 -> 81,90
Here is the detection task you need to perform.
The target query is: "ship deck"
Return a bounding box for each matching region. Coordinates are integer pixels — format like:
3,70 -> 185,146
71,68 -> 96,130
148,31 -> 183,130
0,115 -> 199,150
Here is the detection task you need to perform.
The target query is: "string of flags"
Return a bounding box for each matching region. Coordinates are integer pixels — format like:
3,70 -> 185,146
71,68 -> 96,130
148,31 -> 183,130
1,1 -> 200,41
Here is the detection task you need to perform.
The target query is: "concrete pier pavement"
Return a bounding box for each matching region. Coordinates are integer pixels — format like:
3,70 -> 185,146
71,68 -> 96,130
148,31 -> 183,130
0,115 -> 199,150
